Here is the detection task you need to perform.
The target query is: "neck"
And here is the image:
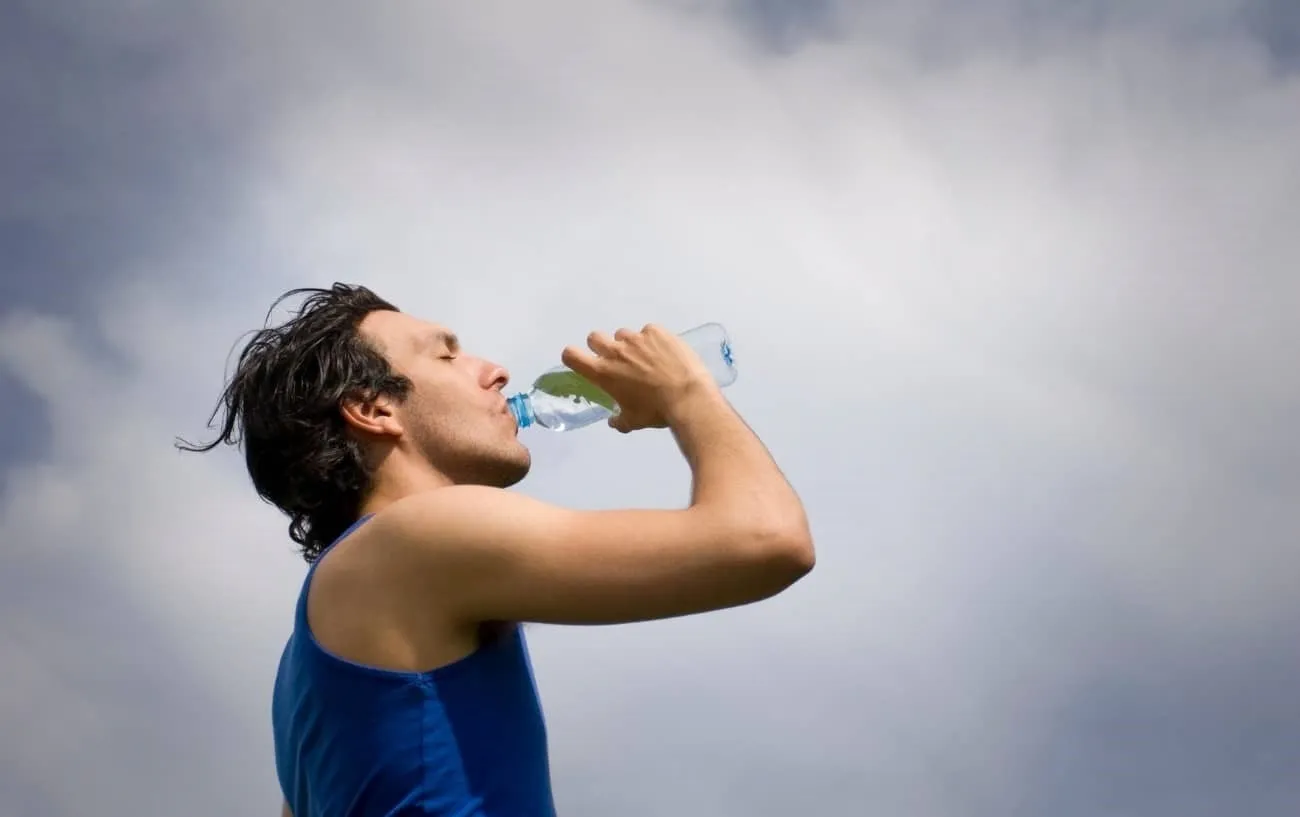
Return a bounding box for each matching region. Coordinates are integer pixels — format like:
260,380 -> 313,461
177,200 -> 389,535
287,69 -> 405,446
358,452 -> 453,517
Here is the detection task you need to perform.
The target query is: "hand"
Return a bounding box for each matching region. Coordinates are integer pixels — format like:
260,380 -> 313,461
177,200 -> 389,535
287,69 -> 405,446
560,324 -> 717,433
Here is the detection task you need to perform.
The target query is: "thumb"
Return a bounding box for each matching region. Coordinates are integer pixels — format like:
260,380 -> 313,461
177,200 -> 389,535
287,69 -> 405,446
608,412 -> 632,434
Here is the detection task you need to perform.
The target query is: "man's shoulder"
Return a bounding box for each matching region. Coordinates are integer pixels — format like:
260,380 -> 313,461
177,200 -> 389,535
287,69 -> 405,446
378,484 -> 535,528
359,484 -> 568,565
306,501 -> 485,672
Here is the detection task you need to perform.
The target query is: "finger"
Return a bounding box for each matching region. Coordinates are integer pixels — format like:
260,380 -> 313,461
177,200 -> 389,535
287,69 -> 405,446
561,345 -> 605,381
613,327 -> 636,343
586,330 -> 617,357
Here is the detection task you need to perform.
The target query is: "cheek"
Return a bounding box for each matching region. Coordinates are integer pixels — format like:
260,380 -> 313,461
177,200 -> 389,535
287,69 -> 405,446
402,391 -> 449,435
406,378 -> 495,436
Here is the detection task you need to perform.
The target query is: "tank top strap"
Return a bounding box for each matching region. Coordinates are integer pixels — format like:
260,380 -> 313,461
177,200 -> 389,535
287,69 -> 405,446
295,514 -> 375,629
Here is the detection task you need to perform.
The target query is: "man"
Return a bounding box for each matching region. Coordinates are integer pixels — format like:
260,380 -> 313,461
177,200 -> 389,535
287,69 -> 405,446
182,284 -> 815,816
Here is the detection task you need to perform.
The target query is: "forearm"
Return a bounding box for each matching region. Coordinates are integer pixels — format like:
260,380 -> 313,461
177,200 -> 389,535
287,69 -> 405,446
668,388 -> 808,539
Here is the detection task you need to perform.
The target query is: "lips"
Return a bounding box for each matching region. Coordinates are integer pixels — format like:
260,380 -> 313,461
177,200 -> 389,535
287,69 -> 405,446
499,402 -> 519,434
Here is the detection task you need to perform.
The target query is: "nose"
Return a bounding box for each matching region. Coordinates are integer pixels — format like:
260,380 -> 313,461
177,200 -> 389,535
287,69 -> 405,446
482,359 -> 510,391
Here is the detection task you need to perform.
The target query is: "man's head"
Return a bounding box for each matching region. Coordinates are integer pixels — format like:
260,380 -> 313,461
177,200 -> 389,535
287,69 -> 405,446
179,284 -> 529,561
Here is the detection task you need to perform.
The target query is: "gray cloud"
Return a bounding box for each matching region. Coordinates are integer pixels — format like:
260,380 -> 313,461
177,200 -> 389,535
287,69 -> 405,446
2,1 -> 1298,816
0,1 -> 269,312
0,1 -> 277,488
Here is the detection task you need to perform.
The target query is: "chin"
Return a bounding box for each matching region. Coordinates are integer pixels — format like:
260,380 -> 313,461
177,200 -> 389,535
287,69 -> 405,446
500,457 -> 531,487
442,435 -> 532,488
484,445 -> 532,488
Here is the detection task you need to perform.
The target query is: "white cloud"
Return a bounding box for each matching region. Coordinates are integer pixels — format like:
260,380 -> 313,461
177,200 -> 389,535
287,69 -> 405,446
2,2 -> 1298,815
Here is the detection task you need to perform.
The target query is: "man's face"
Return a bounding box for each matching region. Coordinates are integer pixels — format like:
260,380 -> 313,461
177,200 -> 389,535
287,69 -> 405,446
357,309 -> 531,488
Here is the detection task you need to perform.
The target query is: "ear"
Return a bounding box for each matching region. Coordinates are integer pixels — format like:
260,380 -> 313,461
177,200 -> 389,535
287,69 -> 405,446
340,391 -> 403,439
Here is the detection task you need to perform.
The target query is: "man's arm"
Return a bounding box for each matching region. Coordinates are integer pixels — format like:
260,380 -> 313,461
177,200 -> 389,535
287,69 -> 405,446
281,801 -> 291,817
377,387 -> 814,626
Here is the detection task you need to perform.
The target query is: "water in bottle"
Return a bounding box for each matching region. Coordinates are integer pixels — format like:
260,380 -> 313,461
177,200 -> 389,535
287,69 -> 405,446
507,323 -> 737,432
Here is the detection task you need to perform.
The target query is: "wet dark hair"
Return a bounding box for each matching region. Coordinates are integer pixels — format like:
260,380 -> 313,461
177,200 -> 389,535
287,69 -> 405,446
177,284 -> 412,562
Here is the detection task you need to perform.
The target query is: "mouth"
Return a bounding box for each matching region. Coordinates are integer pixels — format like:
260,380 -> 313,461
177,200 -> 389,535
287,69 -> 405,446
500,402 -> 519,434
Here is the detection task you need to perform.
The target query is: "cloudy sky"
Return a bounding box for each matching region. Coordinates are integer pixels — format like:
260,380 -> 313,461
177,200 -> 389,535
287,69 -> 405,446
2,1 -> 1299,815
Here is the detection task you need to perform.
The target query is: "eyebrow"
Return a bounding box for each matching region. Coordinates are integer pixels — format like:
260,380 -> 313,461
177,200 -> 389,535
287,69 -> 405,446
427,329 -> 460,352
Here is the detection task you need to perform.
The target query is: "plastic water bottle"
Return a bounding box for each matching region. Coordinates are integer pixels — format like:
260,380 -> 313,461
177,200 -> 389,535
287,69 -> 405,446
507,323 -> 737,431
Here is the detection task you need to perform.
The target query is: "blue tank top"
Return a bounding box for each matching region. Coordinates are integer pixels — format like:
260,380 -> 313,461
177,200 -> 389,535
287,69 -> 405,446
271,516 -> 557,816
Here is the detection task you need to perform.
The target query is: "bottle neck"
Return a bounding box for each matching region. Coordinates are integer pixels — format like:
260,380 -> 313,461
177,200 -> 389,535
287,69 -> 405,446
506,392 -> 534,429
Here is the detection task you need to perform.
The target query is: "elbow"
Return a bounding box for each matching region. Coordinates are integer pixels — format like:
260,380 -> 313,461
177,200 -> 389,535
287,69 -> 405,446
778,524 -> 816,581
751,516 -> 815,586
707,503 -> 815,598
